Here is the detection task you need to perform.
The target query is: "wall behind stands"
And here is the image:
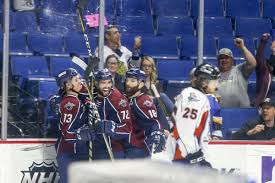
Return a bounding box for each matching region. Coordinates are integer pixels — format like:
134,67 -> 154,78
0,139 -> 275,183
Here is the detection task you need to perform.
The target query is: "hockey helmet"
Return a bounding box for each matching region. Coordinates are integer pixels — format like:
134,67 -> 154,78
94,68 -> 112,81
194,63 -> 220,80
126,68 -> 146,82
56,68 -> 79,89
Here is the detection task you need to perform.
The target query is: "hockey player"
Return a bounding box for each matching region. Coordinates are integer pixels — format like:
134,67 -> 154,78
55,68 -> 98,183
93,68 -> 144,159
171,63 -> 220,167
124,68 -> 166,156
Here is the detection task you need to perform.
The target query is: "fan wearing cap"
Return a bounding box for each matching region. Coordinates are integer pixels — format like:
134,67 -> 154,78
232,98 -> 275,140
95,25 -> 142,73
216,38 -> 257,107
252,33 -> 275,107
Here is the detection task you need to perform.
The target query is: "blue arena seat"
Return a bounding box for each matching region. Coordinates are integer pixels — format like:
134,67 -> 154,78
10,56 -> 49,77
157,59 -> 195,81
225,0 -> 261,17
86,0 -> 115,17
49,57 -> 85,77
221,108 -> 259,139
40,12 -> 78,34
117,0 -> 150,17
151,0 -> 189,17
9,32 -> 32,56
235,17 -> 272,38
157,17 -> 194,36
218,37 -> 256,59
64,32 -> 97,57
42,0 -> 75,14
10,11 -> 38,32
28,32 -> 68,56
141,36 -> 179,59
116,16 -> 154,34
191,0 -> 224,17
203,17 -> 233,37
263,0 -> 275,18
180,37 -> 217,59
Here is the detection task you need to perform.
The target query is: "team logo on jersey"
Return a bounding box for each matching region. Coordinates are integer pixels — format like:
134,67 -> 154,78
64,102 -> 75,110
188,93 -> 200,102
143,100 -> 153,107
119,99 -> 127,107
21,162 -> 59,183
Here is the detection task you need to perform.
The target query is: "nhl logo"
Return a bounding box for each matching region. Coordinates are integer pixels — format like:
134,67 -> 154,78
21,162 -> 59,183
65,102 -> 75,110
119,99 -> 127,107
143,100 -> 153,107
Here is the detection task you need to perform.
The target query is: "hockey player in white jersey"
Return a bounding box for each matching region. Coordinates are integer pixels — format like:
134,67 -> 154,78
171,63 -> 220,167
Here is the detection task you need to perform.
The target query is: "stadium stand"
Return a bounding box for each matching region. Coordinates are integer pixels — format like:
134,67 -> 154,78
151,0 -> 189,17
225,0 -> 261,17
203,17 -> 233,37
262,0 -> 275,18
190,0 -> 224,17
117,0 -> 151,17
42,0 -> 76,14
9,32 -> 33,56
10,11 -> 39,32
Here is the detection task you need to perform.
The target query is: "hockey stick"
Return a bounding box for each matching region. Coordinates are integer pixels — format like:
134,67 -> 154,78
74,0 -> 114,160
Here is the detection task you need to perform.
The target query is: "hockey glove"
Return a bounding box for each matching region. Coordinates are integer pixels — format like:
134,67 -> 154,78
146,130 -> 166,154
76,126 -> 97,141
95,120 -> 117,137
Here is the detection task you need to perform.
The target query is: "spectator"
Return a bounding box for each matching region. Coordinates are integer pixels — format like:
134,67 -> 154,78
232,97 -> 275,140
95,25 -> 141,73
105,54 -> 125,92
252,33 -> 275,107
216,38 -> 257,107
140,56 -> 174,131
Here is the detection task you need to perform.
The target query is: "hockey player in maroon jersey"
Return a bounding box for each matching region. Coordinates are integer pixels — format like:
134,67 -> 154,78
93,68 -> 146,159
124,68 -> 166,156
55,68 -> 98,183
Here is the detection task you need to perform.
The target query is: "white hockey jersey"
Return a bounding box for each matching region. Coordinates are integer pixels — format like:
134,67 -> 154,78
172,87 -> 211,160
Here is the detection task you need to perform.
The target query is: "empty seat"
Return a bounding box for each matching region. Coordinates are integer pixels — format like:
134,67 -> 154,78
49,57 -> 85,77
151,0 -> 189,17
191,0 -> 224,17
10,56 -> 49,77
28,32 -> 67,56
157,59 -> 195,81
157,17 -> 194,36
117,0 -> 150,17
218,37 -> 256,59
263,0 -> 275,18
225,0 -> 260,17
86,0 -> 116,17
40,11 -> 79,34
10,11 -> 39,32
203,17 -> 233,37
65,32 -> 97,57
116,16 -> 154,34
141,36 -> 178,59
180,37 -> 217,59
235,17 -> 272,38
42,0 -> 76,14
221,108 -> 259,139
9,32 -> 32,56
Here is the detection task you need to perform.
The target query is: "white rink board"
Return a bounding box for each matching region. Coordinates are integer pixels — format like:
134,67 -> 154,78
0,139 -> 275,183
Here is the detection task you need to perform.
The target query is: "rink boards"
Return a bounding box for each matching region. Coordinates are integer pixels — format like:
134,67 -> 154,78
0,139 -> 274,183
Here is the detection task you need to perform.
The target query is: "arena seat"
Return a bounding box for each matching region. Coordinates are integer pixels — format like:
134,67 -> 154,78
42,0 -> 76,14
262,0 -> 275,18
116,16 -> 154,35
28,32 -> 68,56
225,0 -> 261,17
203,17 -> 233,37
9,32 -> 32,56
235,17 -> 272,38
86,0 -> 116,17
191,0 -> 224,17
117,0 -> 150,17
156,16 -> 194,36
151,0 -> 189,17
10,11 -> 38,32
64,32 -> 97,58
49,56 -> 85,77
221,107 -> 259,139
218,37 -> 256,59
141,36 -> 179,59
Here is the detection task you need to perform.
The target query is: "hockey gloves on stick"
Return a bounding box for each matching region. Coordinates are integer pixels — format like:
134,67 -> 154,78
76,126 -> 97,141
146,130 -> 166,154
95,120 -> 117,137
